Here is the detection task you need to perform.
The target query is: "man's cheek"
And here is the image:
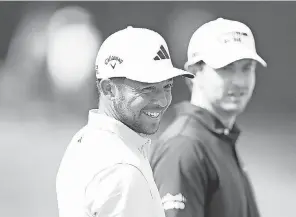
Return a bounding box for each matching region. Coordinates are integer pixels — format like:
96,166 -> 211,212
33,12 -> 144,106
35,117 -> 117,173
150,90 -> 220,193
166,93 -> 172,108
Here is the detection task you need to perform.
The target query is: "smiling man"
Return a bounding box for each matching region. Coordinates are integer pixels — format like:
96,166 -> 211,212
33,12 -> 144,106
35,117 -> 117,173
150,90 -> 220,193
56,26 -> 193,217
150,18 -> 267,217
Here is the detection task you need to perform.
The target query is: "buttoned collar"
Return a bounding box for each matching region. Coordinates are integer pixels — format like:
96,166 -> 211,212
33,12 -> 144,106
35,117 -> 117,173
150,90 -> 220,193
87,109 -> 151,155
174,101 -> 241,144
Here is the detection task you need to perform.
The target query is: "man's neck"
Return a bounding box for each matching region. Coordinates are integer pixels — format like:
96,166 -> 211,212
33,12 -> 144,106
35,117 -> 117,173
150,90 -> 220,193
97,100 -> 119,121
190,90 -> 237,130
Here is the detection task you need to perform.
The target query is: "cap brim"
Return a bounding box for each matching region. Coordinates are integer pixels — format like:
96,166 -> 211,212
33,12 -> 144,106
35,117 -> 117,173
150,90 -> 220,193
124,66 -> 194,83
184,57 -> 203,70
185,47 -> 267,70
205,48 -> 267,69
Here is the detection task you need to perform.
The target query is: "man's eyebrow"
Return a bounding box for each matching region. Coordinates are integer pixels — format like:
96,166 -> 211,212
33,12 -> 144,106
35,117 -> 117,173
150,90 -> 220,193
141,82 -> 154,86
244,63 -> 252,68
243,61 -> 256,68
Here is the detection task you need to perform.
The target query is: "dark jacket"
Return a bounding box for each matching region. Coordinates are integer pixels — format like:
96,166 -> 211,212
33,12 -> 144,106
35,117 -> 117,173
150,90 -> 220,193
150,101 -> 260,217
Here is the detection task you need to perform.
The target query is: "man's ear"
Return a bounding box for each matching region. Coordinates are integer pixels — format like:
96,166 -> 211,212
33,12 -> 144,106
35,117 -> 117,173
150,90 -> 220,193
185,62 -> 205,90
100,79 -> 116,100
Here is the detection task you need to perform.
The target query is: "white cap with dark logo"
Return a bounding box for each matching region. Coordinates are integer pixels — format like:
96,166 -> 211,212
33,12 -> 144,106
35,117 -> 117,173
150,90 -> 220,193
184,18 -> 267,70
95,26 -> 194,83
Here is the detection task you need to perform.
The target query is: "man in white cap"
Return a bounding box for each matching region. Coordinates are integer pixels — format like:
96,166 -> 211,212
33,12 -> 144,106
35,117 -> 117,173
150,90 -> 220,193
150,18 -> 267,217
56,26 -> 193,217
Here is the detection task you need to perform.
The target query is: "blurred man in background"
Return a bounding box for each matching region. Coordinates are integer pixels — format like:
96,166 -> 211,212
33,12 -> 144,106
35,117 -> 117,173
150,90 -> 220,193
56,26 -> 193,217
150,18 -> 267,217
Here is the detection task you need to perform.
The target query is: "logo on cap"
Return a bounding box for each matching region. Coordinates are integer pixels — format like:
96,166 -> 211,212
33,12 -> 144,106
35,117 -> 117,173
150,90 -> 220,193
105,55 -> 123,69
219,31 -> 249,44
154,45 -> 170,60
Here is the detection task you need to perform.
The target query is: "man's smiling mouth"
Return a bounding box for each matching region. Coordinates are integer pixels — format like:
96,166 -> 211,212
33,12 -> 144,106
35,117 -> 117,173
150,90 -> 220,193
143,111 -> 161,118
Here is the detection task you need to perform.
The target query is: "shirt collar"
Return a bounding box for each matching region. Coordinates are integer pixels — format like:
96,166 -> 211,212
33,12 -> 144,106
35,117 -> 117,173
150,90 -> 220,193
174,101 -> 241,144
87,109 -> 151,151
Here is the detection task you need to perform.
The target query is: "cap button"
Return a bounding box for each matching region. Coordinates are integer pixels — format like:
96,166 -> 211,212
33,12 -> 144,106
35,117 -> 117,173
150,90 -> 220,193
224,128 -> 230,135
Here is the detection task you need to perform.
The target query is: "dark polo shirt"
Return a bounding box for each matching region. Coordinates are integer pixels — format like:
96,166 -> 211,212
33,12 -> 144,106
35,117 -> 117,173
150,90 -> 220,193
149,101 -> 260,217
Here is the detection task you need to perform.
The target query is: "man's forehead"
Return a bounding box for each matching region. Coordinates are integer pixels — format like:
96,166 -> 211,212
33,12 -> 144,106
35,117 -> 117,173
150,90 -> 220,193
125,78 -> 173,87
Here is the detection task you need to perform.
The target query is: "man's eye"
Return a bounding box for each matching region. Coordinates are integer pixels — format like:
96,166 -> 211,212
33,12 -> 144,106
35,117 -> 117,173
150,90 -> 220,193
221,66 -> 233,71
243,66 -> 252,71
141,86 -> 155,92
164,83 -> 173,89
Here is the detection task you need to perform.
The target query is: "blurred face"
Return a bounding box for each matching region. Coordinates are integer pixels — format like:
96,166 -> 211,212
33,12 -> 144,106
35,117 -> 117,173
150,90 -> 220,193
112,78 -> 173,135
199,59 -> 257,116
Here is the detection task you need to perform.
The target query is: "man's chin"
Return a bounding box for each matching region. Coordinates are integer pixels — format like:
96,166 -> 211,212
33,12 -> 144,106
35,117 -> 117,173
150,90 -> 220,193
143,129 -> 158,135
141,126 -> 160,135
137,123 -> 160,135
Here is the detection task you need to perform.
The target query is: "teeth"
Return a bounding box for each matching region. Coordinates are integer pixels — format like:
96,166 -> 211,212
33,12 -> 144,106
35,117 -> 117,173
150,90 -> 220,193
144,111 -> 160,118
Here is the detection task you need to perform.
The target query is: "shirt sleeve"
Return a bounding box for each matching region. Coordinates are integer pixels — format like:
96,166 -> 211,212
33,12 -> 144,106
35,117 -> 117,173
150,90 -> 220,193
85,164 -> 154,217
151,136 -> 215,217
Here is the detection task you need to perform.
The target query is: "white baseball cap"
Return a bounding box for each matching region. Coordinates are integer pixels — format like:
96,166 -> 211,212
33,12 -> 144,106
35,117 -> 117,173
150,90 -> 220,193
95,26 -> 194,83
184,18 -> 267,70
